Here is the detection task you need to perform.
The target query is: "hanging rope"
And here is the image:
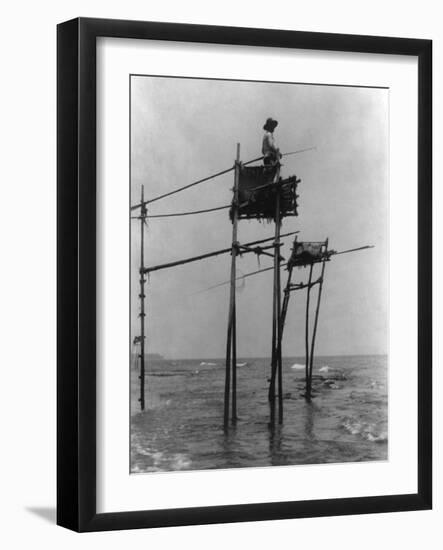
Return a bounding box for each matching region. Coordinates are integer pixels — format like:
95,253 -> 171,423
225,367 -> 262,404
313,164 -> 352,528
131,342 -> 138,370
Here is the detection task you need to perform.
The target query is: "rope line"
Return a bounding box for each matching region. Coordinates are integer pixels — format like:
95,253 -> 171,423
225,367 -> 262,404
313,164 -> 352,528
193,243 -> 373,294
130,166 -> 234,210
193,263 -> 285,294
130,147 -> 316,211
132,204 -> 231,219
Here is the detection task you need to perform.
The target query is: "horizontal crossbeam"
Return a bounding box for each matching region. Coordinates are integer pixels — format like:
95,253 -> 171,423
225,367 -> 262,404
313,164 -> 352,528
143,231 -> 299,274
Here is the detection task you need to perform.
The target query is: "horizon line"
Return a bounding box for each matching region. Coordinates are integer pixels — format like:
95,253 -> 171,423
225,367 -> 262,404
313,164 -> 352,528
142,352 -> 388,361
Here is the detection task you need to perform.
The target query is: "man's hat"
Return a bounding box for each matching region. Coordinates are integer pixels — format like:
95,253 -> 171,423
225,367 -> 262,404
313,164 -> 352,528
263,117 -> 278,131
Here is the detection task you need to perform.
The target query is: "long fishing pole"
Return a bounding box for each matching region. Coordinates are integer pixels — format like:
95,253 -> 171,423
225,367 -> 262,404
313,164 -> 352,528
130,147 -> 316,211
193,244 -> 374,293
242,147 -> 317,167
329,245 -> 374,256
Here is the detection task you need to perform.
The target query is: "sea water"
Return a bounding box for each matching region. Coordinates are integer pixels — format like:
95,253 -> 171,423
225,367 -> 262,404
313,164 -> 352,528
130,355 -> 387,473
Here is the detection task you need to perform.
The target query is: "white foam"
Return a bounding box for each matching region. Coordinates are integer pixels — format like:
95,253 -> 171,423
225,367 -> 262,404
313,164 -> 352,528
291,363 -> 305,370
341,418 -> 388,443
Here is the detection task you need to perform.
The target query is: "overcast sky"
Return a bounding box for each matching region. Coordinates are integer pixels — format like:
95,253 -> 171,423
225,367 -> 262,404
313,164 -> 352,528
130,75 -> 388,359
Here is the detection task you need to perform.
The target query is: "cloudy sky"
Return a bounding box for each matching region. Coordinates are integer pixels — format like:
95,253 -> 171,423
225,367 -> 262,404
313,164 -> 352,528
130,75 -> 388,359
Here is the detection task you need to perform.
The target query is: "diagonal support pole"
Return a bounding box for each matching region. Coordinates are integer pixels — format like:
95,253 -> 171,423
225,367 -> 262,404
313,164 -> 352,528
307,239 -> 328,399
304,263 -> 314,401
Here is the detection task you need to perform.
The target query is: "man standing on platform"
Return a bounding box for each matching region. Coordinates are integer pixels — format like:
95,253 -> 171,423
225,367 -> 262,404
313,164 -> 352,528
262,117 -> 281,168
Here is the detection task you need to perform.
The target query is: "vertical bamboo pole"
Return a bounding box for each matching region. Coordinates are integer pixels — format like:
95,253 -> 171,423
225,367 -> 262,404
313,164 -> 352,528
231,145 -> 241,423
308,239 -> 328,396
304,263 -> 314,401
276,195 -> 284,424
231,303 -> 237,423
269,272 -> 277,425
268,165 -> 282,425
224,317 -> 232,428
139,185 -> 146,411
224,143 -> 240,429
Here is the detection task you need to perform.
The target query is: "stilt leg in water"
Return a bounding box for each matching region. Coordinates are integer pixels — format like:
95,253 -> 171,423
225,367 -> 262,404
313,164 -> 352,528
308,240 -> 328,398
304,264 -> 313,401
224,144 -> 240,429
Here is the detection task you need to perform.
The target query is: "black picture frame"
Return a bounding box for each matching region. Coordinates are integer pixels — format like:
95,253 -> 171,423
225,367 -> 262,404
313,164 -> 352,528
57,17 -> 432,532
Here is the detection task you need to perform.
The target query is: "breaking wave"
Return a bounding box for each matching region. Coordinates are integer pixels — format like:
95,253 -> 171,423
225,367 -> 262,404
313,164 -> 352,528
291,363 -> 305,370
131,433 -> 192,472
341,417 -> 387,443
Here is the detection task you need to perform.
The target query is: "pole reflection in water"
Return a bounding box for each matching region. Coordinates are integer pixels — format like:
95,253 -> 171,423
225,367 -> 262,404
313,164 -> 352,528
268,424 -> 283,466
304,400 -> 316,441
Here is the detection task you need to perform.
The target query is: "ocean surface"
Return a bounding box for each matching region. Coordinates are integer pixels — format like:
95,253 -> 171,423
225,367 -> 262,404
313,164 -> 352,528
130,355 -> 388,473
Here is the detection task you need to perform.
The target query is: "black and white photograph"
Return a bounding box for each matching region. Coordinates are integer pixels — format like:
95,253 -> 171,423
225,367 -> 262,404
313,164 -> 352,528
0,0 -> 437,543
130,75 -> 388,473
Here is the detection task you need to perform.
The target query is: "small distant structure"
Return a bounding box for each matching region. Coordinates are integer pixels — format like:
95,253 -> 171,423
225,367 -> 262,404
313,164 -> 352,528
281,237 -> 331,401
289,240 -> 328,267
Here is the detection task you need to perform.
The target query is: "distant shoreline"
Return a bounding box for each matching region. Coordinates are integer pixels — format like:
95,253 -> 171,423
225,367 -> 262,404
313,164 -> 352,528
145,353 -> 388,362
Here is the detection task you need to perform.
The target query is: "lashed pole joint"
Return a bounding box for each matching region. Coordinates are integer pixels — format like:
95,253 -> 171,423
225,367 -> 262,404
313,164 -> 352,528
138,186 -> 147,411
